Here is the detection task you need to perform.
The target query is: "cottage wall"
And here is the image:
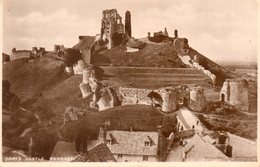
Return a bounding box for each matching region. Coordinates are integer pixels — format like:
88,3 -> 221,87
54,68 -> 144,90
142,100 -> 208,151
114,154 -> 156,162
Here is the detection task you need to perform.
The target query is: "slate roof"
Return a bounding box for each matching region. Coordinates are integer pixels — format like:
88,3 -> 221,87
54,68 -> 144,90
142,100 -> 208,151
74,143 -> 116,162
51,141 -> 79,160
227,132 -> 257,159
2,146 -> 28,162
184,134 -> 228,161
73,36 -> 95,50
106,130 -> 158,156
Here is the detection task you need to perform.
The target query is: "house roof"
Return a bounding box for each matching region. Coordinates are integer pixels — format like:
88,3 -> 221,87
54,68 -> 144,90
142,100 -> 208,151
105,130 -> 158,156
166,134 -> 228,162
51,141 -> 79,159
2,146 -> 28,161
227,132 -> 257,159
73,143 -> 116,162
73,36 -> 95,50
184,134 -> 228,161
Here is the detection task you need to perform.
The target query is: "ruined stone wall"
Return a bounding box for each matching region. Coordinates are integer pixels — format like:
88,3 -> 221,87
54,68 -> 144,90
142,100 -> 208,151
79,82 -> 92,98
192,61 -> 216,85
118,87 -> 154,105
97,88 -> 113,111
178,54 -> 216,85
97,86 -> 121,111
10,50 -> 32,61
119,86 -> 180,112
54,45 -> 65,53
220,81 -> 230,102
82,68 -> 93,84
220,79 -> 249,111
73,60 -> 85,74
101,9 -> 124,49
173,38 -> 189,53
118,85 -> 207,113
188,87 -> 207,112
79,67 -> 120,111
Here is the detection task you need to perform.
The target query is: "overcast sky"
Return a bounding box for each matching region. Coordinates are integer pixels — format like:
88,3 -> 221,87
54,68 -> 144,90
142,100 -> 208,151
2,0 -> 258,62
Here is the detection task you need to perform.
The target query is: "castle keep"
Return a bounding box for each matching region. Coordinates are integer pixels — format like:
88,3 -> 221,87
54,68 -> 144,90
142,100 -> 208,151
101,9 -> 124,49
100,9 -> 132,49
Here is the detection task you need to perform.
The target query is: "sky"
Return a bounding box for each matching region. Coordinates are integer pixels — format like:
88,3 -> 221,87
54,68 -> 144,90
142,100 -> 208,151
2,0 -> 258,62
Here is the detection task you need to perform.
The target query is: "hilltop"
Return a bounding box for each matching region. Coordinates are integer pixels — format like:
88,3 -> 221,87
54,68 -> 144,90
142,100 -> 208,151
73,36 -> 234,85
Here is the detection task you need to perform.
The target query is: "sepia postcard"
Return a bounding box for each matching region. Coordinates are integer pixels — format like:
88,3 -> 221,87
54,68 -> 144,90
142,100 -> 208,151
0,0 -> 259,167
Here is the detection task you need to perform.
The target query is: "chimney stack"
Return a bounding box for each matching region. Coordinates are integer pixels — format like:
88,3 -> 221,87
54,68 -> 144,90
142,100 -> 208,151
148,32 -> 150,37
226,145 -> 232,157
157,125 -> 164,161
103,120 -> 110,145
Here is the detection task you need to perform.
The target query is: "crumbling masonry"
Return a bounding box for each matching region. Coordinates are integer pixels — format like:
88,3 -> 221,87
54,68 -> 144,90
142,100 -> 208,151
101,9 -> 124,49
79,67 -> 120,111
220,79 -> 249,111
119,85 -> 207,113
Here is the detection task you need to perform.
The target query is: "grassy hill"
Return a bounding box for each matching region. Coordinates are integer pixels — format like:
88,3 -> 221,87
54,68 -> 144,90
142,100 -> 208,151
93,44 -> 186,67
2,36 -> 254,159
3,54 -> 68,102
73,37 -> 234,85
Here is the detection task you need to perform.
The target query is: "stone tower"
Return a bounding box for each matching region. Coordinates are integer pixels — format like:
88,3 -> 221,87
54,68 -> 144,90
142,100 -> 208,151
100,9 -> 124,49
220,79 -> 249,111
161,88 -> 177,112
125,11 -> 131,38
188,86 -> 207,112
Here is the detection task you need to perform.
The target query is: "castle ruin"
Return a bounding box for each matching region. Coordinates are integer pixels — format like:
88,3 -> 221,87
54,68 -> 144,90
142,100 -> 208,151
100,9 -> 125,49
125,11 -> 131,38
118,85 -> 207,113
220,79 -> 249,111
188,86 -> 207,112
160,87 -> 177,112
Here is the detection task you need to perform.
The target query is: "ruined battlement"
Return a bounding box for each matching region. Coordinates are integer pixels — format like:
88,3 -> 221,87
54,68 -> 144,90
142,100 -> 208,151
147,27 -> 170,43
160,87 -> 178,112
188,86 -> 207,112
10,46 -> 46,61
220,79 -> 249,111
119,85 -> 207,113
101,9 -> 125,49
119,87 -> 154,105
54,45 -> 65,53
